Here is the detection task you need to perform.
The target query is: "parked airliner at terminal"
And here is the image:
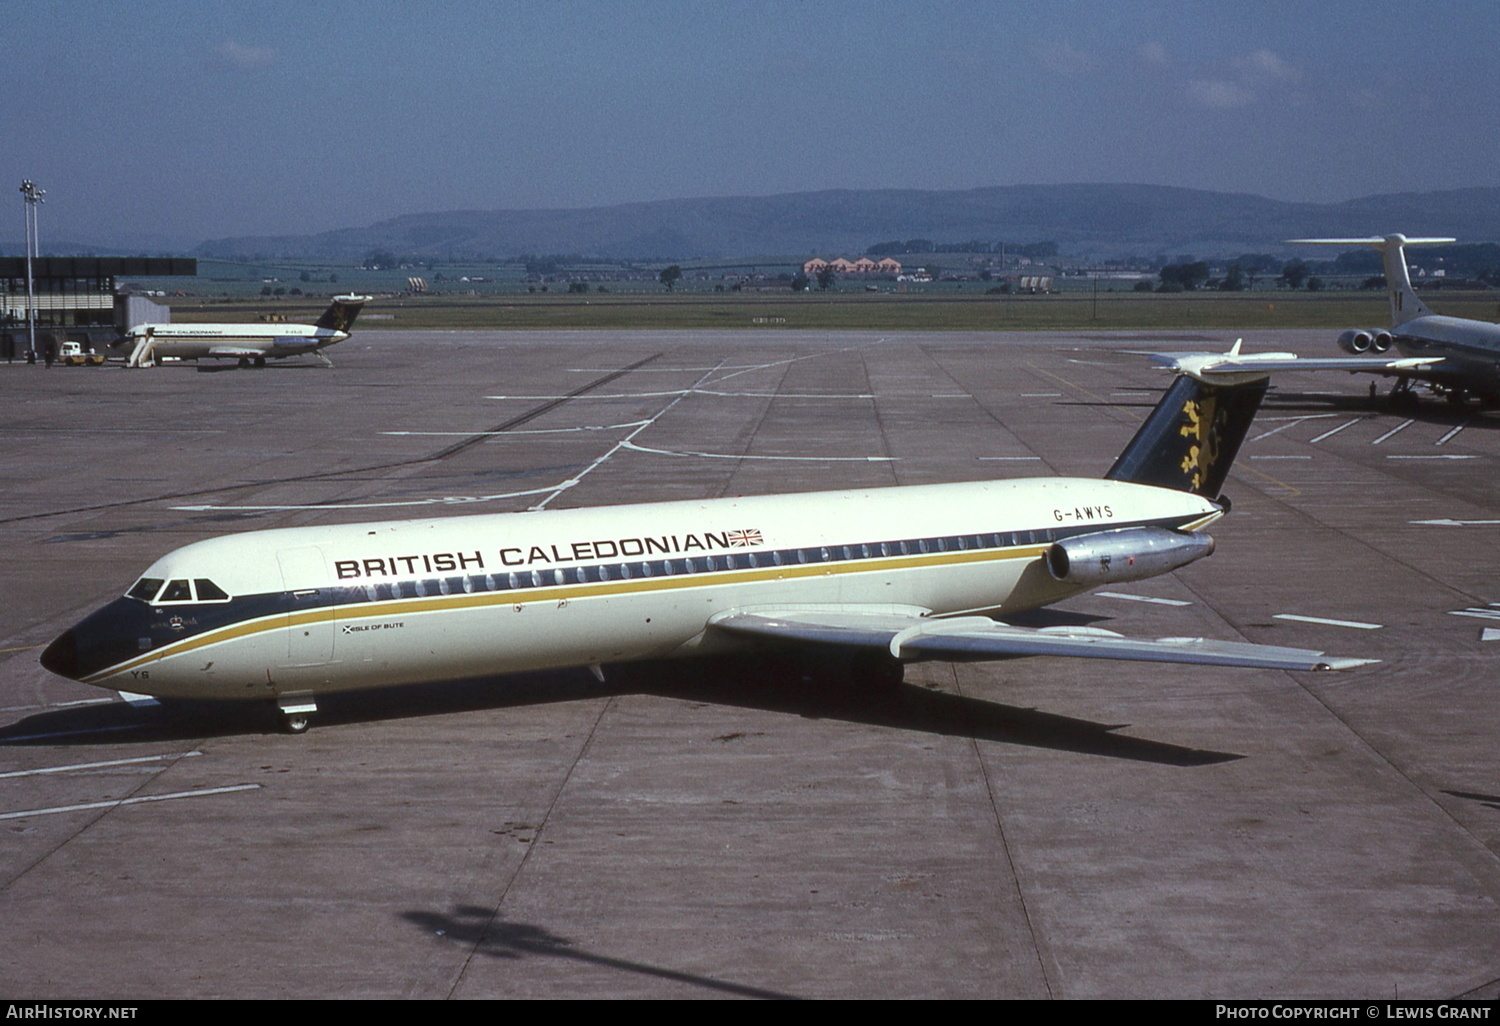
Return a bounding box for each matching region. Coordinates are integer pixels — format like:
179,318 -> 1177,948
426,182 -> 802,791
40,369 -> 1370,733
119,294 -> 371,368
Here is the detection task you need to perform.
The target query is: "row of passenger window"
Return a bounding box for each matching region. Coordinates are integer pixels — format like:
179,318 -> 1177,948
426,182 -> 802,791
121,529 -> 1070,607
332,530 -> 1061,605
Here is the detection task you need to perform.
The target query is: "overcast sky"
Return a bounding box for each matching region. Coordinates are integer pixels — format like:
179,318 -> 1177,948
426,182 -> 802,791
5,0 -> 1498,248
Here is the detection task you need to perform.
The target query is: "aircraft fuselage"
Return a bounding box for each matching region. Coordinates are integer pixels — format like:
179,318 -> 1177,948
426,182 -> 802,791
42,477 -> 1219,704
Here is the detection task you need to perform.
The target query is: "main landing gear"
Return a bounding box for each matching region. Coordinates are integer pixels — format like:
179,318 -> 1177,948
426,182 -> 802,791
1388,376 -> 1422,411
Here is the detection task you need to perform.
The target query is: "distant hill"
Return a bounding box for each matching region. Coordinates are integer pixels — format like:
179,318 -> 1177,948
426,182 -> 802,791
194,184 -> 1500,262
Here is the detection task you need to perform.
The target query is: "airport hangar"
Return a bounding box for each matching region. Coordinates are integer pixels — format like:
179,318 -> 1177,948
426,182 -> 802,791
0,256 -> 194,361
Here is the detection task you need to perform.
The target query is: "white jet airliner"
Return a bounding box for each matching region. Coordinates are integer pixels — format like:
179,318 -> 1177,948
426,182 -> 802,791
1151,235 -> 1500,407
41,368 -> 1371,732
120,294 -> 371,368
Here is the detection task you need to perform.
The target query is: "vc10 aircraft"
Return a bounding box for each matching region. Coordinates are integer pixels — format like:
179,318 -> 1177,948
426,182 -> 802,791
41,369 -> 1370,733
120,294 -> 372,368
1153,234 -> 1500,406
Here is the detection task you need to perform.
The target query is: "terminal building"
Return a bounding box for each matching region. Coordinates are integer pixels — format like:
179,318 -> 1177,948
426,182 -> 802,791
0,257 -> 196,361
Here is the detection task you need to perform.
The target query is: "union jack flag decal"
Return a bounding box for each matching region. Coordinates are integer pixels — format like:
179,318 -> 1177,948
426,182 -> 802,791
727,529 -> 764,548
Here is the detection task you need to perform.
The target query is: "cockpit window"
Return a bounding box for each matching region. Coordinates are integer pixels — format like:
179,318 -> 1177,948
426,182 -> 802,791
160,579 -> 193,602
194,579 -> 230,601
127,577 -> 164,602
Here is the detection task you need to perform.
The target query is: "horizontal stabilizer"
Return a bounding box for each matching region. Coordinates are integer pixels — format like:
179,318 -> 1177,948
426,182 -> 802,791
709,608 -> 1374,672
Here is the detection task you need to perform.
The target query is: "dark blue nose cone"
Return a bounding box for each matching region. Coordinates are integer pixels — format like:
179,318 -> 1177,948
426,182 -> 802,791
40,629 -> 81,680
39,597 -> 158,684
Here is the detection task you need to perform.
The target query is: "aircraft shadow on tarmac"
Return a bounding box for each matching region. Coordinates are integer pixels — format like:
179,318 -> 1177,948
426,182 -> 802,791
3,647 -> 1240,767
401,906 -> 798,999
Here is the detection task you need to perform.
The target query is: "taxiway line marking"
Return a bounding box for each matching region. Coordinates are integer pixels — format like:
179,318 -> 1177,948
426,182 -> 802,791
1308,418 -> 1365,443
1446,608 -> 1500,621
1251,415 -> 1334,442
0,752 -> 202,780
383,420 -> 650,437
623,441 -> 896,462
487,389 -> 875,400
1410,519 -> 1500,526
1096,592 -> 1193,607
1387,455 -> 1477,460
0,784 -> 260,821
1435,419 -> 1470,446
1273,613 -> 1383,630
531,360 -> 728,509
1371,419 -> 1414,444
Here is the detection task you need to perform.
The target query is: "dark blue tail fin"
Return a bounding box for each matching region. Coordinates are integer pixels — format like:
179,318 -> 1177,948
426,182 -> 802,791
1105,375 -> 1267,500
315,294 -> 369,333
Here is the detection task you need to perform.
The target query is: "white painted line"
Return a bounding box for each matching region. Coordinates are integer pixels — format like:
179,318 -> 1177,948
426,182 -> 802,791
1096,591 -> 1193,607
1250,415 -> 1334,441
488,389 -> 690,400
1250,455 -> 1312,460
1435,419 -> 1471,446
931,393 -> 970,398
1481,628 -> 1500,642
1371,419 -> 1414,444
1308,418 -> 1364,443
1387,455 -> 1478,460
0,752 -> 201,780
383,420 -> 651,436
623,441 -> 896,462
1020,393 -> 1062,397
978,456 -> 1041,461
486,389 -> 876,400
1447,608 -> 1500,621
174,484 -> 559,512
1273,614 -> 1383,630
1257,414 -> 1338,422
0,784 -> 260,821
1411,519 -> 1500,526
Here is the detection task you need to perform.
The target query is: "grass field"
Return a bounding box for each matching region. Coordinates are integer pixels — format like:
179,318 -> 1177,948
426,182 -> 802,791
163,289 -> 1500,332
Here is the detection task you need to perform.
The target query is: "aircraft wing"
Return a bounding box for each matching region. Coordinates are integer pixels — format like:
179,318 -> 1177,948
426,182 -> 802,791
1147,343 -> 1442,385
708,608 -> 1374,672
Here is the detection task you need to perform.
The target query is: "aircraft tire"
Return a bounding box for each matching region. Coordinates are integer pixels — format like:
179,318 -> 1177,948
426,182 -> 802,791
282,713 -> 311,734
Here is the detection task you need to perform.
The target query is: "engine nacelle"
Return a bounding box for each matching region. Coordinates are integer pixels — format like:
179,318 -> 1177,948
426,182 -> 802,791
1045,527 -> 1214,586
1370,331 -> 1393,353
1338,329 -> 1373,354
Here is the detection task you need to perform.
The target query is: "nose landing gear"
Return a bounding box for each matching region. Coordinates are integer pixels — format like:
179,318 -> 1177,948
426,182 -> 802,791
275,697 -> 318,734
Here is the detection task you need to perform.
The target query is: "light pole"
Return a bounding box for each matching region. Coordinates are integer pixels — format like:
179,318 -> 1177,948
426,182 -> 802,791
20,180 -> 44,363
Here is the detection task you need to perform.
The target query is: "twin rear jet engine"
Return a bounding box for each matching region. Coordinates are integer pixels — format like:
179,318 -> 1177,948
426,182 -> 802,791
1338,329 -> 1394,354
1045,527 -> 1215,587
